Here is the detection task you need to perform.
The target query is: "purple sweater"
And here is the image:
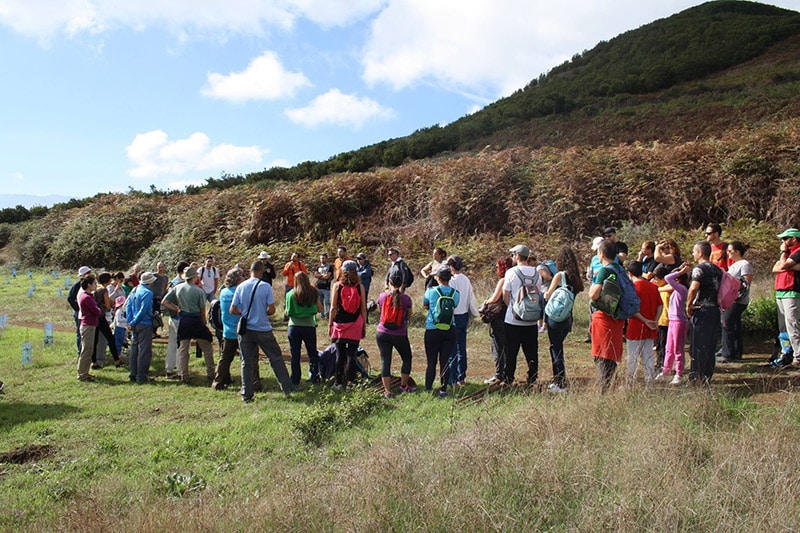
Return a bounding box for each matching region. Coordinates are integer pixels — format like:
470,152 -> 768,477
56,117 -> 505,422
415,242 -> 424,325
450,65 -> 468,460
665,271 -> 688,323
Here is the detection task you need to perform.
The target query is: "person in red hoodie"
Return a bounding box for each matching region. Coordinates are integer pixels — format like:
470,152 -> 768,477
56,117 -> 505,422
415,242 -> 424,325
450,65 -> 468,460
624,261 -> 662,390
77,276 -> 102,382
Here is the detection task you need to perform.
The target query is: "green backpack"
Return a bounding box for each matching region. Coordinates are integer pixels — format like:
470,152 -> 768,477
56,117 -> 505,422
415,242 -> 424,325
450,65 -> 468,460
432,287 -> 456,330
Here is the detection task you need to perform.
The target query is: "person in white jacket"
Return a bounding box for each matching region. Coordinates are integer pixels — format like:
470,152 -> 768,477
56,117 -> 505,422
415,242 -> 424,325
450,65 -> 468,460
447,255 -> 479,385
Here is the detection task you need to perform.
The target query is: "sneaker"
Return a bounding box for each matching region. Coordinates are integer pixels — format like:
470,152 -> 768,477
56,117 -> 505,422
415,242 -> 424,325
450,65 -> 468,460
483,376 -> 501,385
78,374 -> 96,382
547,383 -> 567,394
670,375 -> 683,386
455,380 -> 466,386
716,356 -> 733,364
333,383 -> 343,391
438,389 -> 448,398
654,372 -> 666,383
0,380 -> 4,392
398,384 -> 417,393
538,324 -> 546,333
91,363 -> 102,370
345,385 -> 353,393
383,391 -> 394,399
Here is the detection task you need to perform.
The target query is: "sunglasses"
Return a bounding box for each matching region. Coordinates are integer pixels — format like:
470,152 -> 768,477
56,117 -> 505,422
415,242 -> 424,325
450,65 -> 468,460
704,231 -> 714,236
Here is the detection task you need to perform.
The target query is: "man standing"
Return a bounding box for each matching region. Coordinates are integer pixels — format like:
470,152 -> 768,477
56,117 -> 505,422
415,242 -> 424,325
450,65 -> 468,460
282,251 -> 307,296
705,223 -> 730,269
355,252 -> 373,298
151,261 -> 169,337
231,261 -> 295,402
502,245 -> 543,386
333,246 -> 352,283
67,265 -> 92,355
198,255 -> 220,302
385,248 -> 413,292
603,227 -> 628,263
772,228 -> 800,367
162,266 -> 215,384
686,241 -> 722,385
314,252 -> 334,319
161,261 -> 189,378
127,271 -> 156,384
589,241 -> 626,393
420,247 -> 447,289
637,241 -> 658,280
258,251 -> 277,285
447,255 -> 479,385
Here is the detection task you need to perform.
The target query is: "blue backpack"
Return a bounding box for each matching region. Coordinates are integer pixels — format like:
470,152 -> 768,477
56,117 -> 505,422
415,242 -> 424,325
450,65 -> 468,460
605,263 -> 640,320
544,272 -> 574,322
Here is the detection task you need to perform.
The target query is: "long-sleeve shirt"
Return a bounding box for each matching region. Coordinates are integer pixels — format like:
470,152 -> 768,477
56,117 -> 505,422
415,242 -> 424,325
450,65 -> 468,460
665,271 -> 689,323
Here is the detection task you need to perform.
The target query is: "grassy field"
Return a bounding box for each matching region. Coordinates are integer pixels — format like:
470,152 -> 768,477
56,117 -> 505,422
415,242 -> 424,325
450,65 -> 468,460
2,269 -> 800,531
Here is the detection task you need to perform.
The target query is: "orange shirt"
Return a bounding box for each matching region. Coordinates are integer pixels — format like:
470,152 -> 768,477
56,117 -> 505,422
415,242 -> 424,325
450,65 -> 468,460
282,260 -> 307,287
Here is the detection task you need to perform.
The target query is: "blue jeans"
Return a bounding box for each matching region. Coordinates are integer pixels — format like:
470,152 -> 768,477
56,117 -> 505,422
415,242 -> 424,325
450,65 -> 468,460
114,326 -> 127,357
288,325 -> 318,385
239,329 -> 293,400
318,289 -> 331,318
546,313 -> 572,388
450,313 -> 470,382
129,323 -> 153,383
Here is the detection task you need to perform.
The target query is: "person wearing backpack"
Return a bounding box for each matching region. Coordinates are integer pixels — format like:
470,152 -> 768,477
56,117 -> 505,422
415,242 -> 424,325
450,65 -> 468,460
422,266 -> 460,397
589,241 -> 626,393
329,260 -> 367,391
376,270 -> 414,397
286,271 -> 323,386
502,244 -> 544,387
198,255 -> 220,302
385,248 -> 414,293
447,255 -> 479,386
543,246 -> 584,393
719,241 -> 753,363
211,268 -> 245,390
686,240 -> 722,385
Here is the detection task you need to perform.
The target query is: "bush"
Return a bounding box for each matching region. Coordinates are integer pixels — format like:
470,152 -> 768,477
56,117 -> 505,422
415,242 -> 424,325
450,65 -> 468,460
742,295 -> 778,335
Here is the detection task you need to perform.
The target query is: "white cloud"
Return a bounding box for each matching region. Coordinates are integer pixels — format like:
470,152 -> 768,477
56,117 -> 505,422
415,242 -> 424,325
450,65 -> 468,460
284,89 -> 395,128
0,0 -> 382,42
125,129 -> 266,178
202,51 -> 311,102
361,0 -> 705,98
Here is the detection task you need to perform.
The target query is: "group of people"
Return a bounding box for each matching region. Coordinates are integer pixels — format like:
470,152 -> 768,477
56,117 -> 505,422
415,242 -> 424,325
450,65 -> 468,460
64,222 -> 800,399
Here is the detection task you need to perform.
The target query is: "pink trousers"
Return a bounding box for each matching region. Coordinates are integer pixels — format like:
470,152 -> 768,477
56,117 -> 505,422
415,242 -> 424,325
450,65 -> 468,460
663,320 -> 688,376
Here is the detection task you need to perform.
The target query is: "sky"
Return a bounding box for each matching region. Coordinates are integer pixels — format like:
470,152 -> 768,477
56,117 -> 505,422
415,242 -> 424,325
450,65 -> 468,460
1,0 -> 798,203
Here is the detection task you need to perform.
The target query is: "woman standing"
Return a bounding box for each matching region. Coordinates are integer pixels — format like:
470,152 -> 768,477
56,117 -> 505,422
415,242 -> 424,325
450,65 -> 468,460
287,271 -> 323,385
376,270 -> 414,397
482,256 -> 513,385
720,241 -> 754,363
211,268 -> 245,390
77,276 -> 101,382
543,247 -> 585,393
330,261 -> 367,391
423,266 -> 460,397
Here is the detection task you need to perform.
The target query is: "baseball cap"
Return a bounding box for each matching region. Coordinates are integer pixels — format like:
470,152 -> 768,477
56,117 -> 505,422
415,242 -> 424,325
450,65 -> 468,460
341,260 -> 358,272
777,228 -> 800,239
509,244 -> 531,257
591,236 -> 604,250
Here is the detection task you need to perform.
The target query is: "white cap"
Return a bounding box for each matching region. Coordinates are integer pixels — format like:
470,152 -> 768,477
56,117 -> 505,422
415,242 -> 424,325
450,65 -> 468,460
591,237 -> 604,251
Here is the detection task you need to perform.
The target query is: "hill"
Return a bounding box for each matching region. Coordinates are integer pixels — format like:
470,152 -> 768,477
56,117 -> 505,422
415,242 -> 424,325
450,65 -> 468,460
1,0 -> 800,272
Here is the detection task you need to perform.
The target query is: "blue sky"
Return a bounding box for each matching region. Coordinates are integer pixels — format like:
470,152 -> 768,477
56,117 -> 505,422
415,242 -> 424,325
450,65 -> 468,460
1,0 -> 798,203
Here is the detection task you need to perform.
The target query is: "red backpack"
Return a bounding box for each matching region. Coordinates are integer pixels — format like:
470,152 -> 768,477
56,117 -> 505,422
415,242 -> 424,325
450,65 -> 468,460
381,294 -> 404,329
336,284 -> 361,323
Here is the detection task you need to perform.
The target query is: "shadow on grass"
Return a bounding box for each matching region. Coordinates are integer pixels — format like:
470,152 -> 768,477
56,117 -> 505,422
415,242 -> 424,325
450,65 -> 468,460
0,401 -> 80,431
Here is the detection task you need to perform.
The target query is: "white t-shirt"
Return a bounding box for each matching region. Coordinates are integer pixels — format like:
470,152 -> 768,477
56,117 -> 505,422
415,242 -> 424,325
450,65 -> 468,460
198,266 -> 219,295
728,259 -> 754,305
503,265 -> 543,326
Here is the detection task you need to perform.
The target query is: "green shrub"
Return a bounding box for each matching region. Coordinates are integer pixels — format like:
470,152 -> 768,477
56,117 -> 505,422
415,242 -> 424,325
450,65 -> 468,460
742,294 -> 778,335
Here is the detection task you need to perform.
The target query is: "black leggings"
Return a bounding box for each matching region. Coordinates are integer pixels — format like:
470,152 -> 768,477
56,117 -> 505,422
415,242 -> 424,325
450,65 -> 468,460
376,331 -> 412,377
93,315 -> 120,363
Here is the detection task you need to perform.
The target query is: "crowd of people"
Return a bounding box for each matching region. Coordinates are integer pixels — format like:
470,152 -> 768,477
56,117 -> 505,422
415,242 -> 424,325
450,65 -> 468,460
61,223 -> 800,401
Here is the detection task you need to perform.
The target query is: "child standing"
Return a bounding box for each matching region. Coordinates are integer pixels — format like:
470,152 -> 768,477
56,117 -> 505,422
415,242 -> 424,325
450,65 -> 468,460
656,262 -> 691,385
113,296 -> 128,359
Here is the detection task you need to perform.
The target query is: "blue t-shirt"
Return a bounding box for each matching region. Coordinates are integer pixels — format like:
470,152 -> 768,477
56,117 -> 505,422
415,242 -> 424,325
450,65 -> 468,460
231,278 -> 274,332
219,285 -> 238,340
423,285 -> 460,330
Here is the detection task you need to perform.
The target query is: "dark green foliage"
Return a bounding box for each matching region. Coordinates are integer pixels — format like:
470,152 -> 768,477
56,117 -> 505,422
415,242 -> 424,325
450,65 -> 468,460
742,295 -> 779,335
292,388 -> 385,447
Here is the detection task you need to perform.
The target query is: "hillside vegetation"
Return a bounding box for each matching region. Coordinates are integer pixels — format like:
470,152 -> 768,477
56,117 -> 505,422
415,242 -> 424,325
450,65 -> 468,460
1,0 -> 800,272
